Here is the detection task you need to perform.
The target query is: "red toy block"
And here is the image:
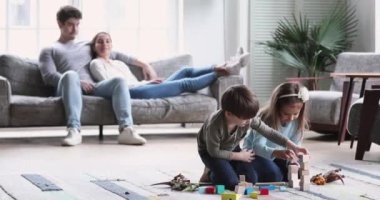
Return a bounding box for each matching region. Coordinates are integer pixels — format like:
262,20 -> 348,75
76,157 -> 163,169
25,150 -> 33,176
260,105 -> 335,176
260,188 -> 269,195
205,186 -> 216,194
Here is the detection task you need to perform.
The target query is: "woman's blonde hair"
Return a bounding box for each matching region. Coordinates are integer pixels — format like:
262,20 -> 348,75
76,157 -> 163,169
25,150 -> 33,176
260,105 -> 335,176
259,82 -> 309,138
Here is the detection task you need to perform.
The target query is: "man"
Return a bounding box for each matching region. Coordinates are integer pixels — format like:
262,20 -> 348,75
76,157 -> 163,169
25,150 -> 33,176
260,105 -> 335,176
39,5 -> 157,146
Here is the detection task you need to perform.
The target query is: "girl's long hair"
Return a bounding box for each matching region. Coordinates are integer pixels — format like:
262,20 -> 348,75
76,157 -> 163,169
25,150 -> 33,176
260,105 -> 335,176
259,82 -> 309,140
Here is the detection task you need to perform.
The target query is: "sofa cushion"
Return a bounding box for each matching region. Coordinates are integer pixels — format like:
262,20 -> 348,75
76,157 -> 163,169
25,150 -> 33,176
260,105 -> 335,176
10,93 -> 217,126
0,54 -> 54,97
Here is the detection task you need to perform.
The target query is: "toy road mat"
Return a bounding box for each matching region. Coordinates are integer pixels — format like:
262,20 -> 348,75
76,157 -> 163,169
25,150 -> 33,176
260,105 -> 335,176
0,164 -> 379,200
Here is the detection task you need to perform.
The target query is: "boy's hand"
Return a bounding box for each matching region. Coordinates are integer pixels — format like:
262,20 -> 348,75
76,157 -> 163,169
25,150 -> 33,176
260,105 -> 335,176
234,149 -> 255,162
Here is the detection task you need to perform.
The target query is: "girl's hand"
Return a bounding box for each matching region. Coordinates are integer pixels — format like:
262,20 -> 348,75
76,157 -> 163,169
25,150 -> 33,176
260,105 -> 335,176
286,141 -> 309,155
273,149 -> 297,160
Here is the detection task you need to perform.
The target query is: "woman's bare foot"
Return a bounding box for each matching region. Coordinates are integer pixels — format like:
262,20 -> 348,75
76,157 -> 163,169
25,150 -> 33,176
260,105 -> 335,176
214,64 -> 229,77
199,167 -> 210,182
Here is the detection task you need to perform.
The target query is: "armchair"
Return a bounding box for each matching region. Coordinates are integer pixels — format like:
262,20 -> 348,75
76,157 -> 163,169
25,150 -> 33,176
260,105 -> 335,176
347,89 -> 380,160
290,53 -> 380,137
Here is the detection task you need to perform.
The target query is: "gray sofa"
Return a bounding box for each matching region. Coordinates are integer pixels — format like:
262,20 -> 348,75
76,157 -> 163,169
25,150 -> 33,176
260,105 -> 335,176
0,54 -> 243,137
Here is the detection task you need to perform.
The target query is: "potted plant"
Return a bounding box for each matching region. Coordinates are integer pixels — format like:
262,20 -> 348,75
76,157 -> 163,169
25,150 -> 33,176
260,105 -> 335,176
260,5 -> 358,90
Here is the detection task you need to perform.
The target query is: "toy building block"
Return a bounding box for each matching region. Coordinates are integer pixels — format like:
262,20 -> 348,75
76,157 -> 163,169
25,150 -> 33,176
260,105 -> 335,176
249,191 -> 259,199
198,186 -> 206,193
221,193 -> 240,200
301,170 -> 310,176
300,183 -> 310,191
216,185 -> 225,194
239,175 -> 246,182
288,179 -> 299,188
298,154 -> 311,191
259,185 -> 275,190
244,187 -> 254,195
205,186 -> 216,194
234,185 -> 245,195
299,154 -> 310,162
301,162 -> 310,170
259,188 -> 269,195
288,164 -> 299,188
255,182 -> 286,186
279,186 -> 287,192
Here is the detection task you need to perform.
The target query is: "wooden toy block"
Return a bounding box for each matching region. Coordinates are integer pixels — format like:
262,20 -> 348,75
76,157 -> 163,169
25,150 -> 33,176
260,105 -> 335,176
299,154 -> 310,162
288,180 -> 299,188
300,184 -> 310,191
249,191 -> 259,199
221,193 -> 240,200
288,164 -> 299,172
301,162 -> 310,169
244,187 -> 254,195
198,186 -> 206,193
239,175 -> 246,182
279,186 -> 287,192
259,188 -> 269,195
255,182 -> 286,186
234,185 -> 245,195
259,185 -> 275,190
205,186 -> 216,194
300,175 -> 310,182
301,170 -> 310,176
216,185 -> 225,194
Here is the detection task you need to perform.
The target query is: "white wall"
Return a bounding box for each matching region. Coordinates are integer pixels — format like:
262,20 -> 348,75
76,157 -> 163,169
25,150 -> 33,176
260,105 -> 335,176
183,0 -> 225,66
350,0 -> 376,52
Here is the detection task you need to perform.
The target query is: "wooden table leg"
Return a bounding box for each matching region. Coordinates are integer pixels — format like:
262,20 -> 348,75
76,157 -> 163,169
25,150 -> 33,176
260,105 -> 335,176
338,79 -> 354,145
355,90 -> 380,160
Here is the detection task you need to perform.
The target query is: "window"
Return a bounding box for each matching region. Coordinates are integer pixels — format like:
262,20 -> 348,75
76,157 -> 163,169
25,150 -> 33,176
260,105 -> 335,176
1,0 -> 180,60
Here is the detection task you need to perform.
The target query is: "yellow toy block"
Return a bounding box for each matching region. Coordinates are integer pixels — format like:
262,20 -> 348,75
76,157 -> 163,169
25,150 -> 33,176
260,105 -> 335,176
249,191 -> 259,199
221,193 -> 240,200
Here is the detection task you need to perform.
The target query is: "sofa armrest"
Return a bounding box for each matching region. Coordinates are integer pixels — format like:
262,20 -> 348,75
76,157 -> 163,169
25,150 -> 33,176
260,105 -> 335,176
0,75 -> 11,126
210,75 -> 244,108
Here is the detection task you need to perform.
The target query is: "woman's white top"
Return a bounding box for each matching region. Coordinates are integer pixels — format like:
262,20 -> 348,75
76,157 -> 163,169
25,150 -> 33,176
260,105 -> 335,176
90,57 -> 147,88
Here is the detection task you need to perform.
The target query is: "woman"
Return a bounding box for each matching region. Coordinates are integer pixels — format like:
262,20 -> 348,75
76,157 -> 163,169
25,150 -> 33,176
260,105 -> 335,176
89,32 -> 249,99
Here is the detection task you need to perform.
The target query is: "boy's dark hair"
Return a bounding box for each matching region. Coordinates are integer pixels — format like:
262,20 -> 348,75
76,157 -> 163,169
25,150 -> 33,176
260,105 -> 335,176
57,5 -> 82,23
221,85 -> 259,119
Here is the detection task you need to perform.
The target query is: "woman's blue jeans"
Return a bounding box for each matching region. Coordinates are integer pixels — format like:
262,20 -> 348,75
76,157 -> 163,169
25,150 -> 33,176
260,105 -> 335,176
250,155 -> 288,182
56,71 -> 132,130
130,65 -> 217,99
198,146 -> 257,190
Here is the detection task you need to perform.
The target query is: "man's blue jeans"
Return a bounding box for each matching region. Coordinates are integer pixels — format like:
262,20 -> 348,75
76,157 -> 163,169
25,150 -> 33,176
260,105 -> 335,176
198,146 -> 257,190
130,66 -> 217,99
56,71 -> 132,130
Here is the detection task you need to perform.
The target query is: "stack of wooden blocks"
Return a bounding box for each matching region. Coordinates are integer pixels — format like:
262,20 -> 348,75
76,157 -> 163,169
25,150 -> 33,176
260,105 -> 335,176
287,154 -> 310,191
299,154 -> 310,191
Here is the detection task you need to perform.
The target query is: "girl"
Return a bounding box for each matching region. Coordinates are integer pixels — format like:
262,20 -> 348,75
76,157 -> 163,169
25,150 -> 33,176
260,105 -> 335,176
89,32 -> 250,99
243,82 -> 309,182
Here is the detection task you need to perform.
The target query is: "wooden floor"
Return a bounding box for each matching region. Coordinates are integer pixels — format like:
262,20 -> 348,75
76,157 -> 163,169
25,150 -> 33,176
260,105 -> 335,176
0,125 -> 379,200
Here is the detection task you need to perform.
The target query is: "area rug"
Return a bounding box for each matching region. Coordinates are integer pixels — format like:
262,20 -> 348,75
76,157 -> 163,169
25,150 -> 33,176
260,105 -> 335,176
0,165 -> 379,200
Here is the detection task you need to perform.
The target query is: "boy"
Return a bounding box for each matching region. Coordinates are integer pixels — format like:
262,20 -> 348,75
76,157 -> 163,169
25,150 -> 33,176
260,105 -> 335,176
197,85 -> 307,190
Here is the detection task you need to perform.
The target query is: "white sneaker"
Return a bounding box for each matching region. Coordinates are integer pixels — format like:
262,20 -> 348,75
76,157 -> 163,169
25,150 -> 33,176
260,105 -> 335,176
226,47 -> 250,75
61,128 -> 82,146
118,127 -> 147,145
